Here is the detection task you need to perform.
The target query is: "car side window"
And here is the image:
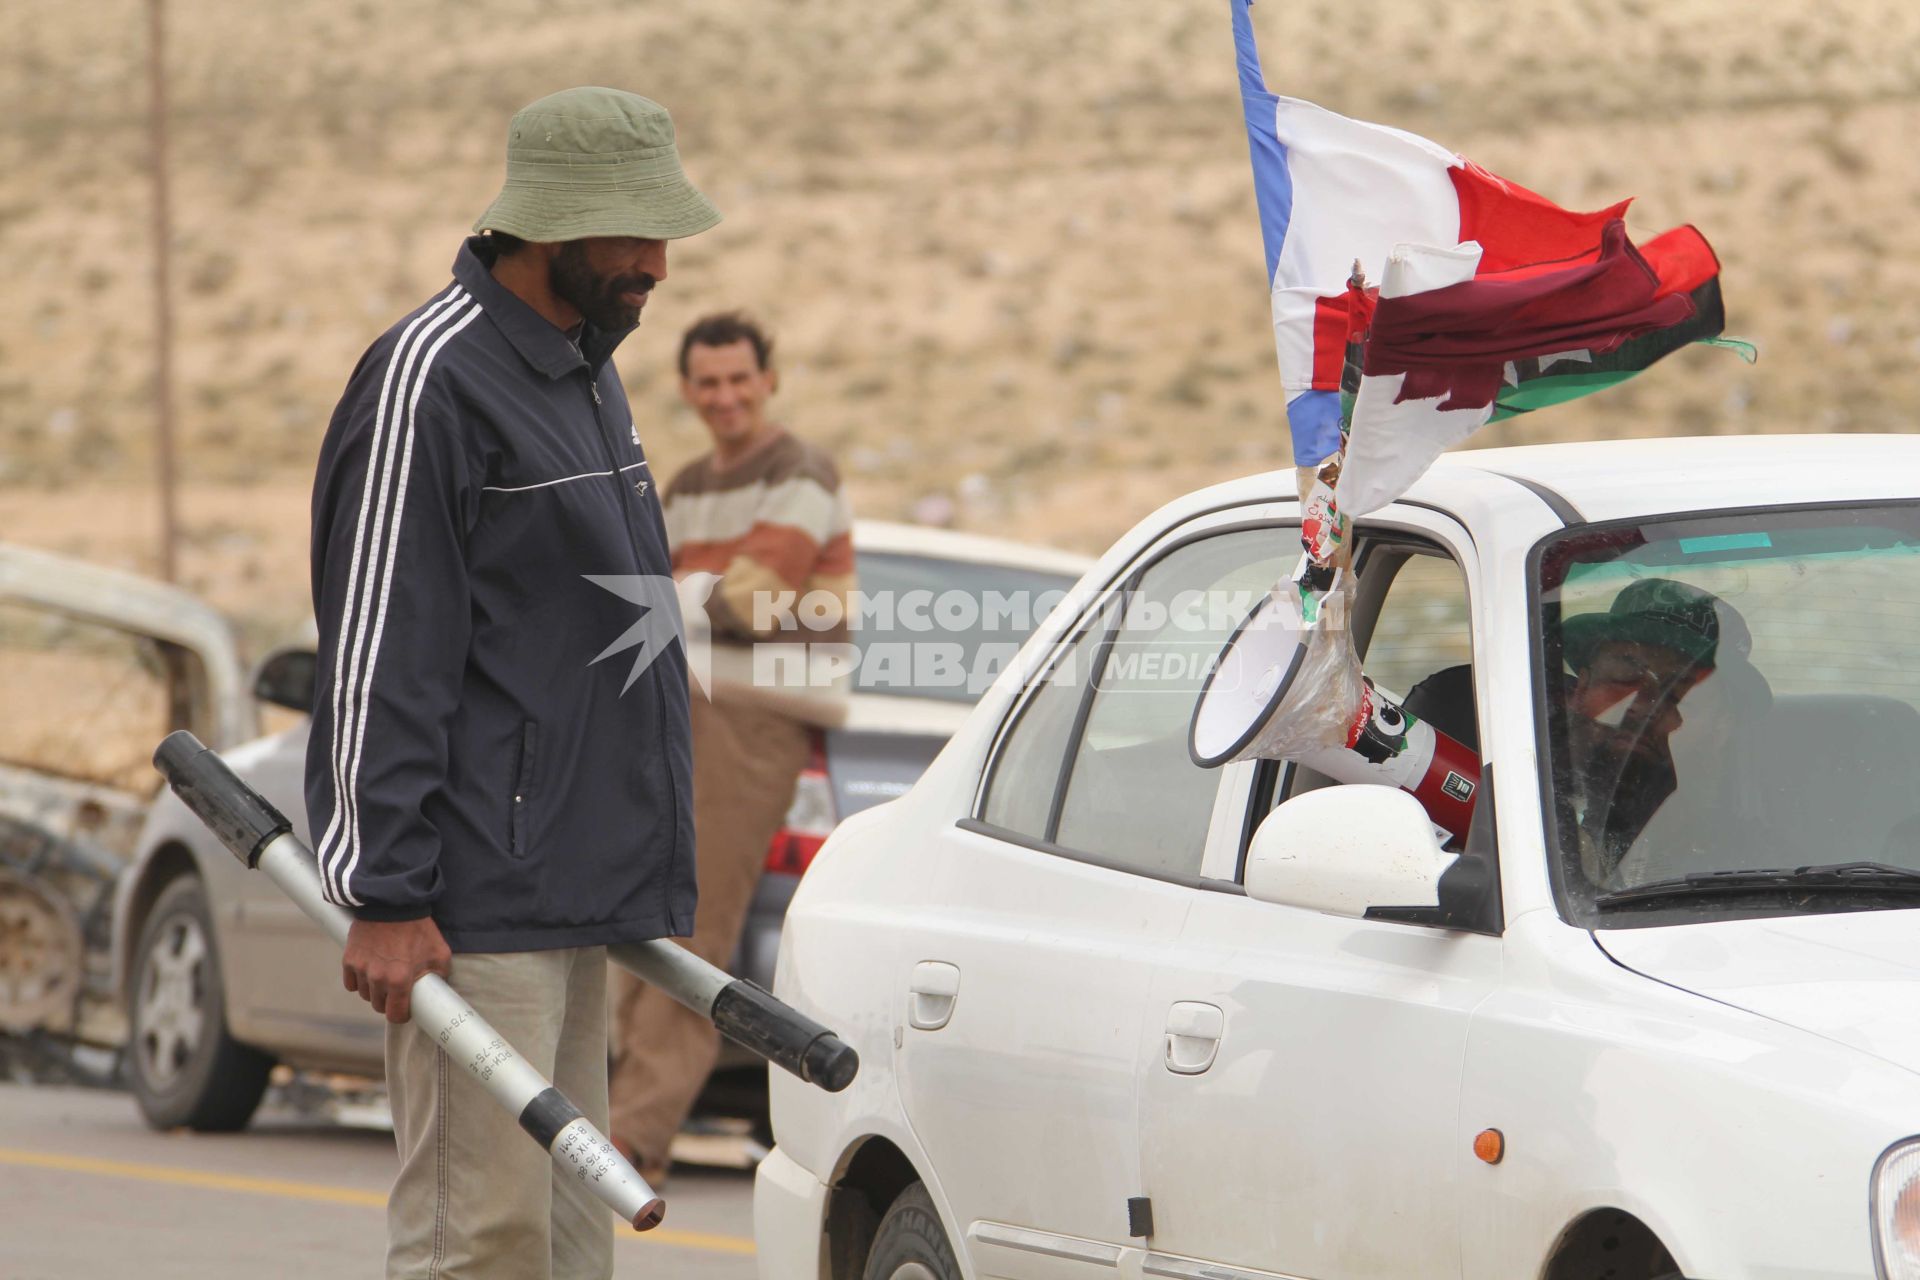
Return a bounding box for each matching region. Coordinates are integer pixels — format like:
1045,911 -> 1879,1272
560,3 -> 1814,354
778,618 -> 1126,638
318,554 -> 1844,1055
0,601 -> 181,795
1363,550 -> 1475,745
979,604 -> 1115,838
1050,529 -> 1293,879
1269,540 -> 1479,812
982,526 -> 1294,880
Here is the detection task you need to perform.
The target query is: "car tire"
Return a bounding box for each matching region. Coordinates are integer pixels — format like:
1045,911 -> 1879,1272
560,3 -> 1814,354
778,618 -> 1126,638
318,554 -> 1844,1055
862,1182 -> 961,1280
128,876 -> 272,1131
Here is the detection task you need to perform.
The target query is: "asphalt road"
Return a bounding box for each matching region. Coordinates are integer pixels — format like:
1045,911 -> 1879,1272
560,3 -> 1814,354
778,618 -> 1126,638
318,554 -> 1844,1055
0,1084 -> 759,1279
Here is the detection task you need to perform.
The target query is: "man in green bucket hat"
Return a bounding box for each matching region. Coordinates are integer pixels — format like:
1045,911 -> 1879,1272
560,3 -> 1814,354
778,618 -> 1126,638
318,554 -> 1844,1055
472,86 -> 721,335
476,88 -> 720,244
307,86 -> 718,1278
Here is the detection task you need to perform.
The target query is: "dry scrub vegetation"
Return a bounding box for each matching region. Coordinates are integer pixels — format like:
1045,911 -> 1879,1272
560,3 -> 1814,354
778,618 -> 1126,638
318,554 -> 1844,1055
1,0 -> 1916,642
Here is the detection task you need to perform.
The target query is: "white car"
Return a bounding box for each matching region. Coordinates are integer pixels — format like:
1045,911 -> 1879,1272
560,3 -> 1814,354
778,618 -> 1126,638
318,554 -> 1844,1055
759,435 -> 1920,1280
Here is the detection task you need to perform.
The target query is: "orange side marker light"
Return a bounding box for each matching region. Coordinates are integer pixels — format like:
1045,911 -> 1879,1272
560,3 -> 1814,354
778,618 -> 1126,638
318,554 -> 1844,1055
1473,1128 -> 1504,1165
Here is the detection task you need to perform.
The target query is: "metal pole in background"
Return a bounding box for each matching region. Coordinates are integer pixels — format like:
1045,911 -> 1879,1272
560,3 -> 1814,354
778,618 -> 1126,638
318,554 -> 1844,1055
146,0 -> 181,583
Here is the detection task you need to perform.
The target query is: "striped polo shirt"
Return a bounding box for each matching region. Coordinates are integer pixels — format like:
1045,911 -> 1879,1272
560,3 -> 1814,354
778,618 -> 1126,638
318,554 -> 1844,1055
663,429 -> 855,645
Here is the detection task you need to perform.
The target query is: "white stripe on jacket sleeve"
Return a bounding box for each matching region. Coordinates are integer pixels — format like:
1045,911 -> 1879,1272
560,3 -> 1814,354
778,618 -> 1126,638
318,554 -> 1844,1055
332,301 -> 483,906
316,287 -> 474,906
316,284 -> 463,901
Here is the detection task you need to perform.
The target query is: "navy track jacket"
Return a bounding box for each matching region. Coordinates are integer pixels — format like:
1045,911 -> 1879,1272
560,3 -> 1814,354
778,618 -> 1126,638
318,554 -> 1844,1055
304,238 -> 696,952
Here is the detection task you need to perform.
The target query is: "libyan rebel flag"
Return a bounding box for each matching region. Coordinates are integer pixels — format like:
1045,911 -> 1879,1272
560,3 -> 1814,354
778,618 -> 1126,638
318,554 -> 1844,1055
1230,0 -> 1748,516
1334,218 -> 1735,514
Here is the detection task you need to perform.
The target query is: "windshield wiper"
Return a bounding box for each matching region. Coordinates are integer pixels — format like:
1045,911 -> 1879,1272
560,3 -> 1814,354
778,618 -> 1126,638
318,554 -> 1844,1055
1593,861 -> 1920,911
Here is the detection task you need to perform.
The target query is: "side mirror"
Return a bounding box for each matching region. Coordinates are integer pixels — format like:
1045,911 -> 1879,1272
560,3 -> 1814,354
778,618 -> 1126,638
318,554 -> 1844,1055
252,648 -> 317,714
1245,784 -> 1456,921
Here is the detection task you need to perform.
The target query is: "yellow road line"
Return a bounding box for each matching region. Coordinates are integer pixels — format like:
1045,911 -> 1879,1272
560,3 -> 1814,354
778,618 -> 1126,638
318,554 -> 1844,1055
0,1146 -> 757,1256
0,1146 -> 387,1207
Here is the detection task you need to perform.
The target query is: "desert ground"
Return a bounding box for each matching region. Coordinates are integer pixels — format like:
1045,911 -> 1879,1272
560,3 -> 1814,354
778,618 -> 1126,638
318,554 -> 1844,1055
3,0 -> 1917,648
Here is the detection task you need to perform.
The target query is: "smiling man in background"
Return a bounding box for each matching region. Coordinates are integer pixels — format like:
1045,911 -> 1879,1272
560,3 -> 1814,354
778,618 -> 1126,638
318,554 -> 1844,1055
608,311 -> 855,1184
307,87 -> 717,1279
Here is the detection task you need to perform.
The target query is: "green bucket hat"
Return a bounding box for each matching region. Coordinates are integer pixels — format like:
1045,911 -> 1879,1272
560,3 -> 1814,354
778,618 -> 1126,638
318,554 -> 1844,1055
1563,577 -> 1722,672
473,87 -> 721,242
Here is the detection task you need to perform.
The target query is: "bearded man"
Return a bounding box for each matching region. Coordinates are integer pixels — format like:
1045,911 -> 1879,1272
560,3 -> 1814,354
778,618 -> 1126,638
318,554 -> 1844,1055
305,87 -> 718,1279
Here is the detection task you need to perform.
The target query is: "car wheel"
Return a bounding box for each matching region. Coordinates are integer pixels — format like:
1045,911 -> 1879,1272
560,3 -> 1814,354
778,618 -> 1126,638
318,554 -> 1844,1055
129,876 -> 272,1131
862,1183 -> 961,1280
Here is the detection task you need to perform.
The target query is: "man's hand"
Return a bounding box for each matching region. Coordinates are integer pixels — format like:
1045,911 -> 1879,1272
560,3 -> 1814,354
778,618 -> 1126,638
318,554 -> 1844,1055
342,917 -> 452,1025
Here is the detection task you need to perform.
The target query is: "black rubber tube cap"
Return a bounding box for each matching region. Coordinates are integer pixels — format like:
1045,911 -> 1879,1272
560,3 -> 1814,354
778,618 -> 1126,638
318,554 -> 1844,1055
152,730 -> 292,868
801,1034 -> 860,1093
710,979 -> 859,1092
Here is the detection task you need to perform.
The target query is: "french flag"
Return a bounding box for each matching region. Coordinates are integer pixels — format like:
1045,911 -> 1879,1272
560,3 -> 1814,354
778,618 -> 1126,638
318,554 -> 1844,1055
1232,0 -> 1729,514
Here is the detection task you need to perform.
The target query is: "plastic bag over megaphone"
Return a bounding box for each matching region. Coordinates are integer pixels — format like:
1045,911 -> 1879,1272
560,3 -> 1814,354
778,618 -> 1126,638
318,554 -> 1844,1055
1191,463 -> 1367,763
1191,562 -> 1365,764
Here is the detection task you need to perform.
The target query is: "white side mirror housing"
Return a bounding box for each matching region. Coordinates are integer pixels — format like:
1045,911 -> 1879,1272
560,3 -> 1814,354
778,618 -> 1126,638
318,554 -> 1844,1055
1245,784 -> 1458,920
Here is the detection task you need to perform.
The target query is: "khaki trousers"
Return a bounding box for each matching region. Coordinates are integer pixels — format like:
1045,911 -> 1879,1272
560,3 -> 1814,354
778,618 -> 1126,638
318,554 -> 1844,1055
608,693 -> 811,1172
386,947 -> 612,1280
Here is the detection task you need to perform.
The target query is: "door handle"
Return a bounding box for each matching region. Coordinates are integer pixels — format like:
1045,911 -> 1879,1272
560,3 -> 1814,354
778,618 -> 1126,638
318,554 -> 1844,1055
908,961 -> 961,1030
1165,1001 -> 1224,1075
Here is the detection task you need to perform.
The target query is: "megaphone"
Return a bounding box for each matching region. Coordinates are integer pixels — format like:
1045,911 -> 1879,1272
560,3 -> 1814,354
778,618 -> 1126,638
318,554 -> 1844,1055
1189,588 -> 1316,766
1189,586 -> 1480,847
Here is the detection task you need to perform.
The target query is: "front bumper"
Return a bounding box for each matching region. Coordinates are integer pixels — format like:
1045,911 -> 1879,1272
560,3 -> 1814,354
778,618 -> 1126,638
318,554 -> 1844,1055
753,1145 -> 829,1280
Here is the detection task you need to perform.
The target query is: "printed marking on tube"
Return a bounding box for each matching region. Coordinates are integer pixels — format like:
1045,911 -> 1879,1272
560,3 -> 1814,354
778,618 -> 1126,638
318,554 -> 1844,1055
553,1118 -> 625,1185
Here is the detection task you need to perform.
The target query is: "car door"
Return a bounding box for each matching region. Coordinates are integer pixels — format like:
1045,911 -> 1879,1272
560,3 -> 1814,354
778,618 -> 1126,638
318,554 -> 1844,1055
893,517 -> 1293,1279
1135,510 -> 1502,1280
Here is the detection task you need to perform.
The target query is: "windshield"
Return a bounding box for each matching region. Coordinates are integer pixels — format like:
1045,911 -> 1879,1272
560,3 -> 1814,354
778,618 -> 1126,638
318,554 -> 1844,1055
1536,503 -> 1920,927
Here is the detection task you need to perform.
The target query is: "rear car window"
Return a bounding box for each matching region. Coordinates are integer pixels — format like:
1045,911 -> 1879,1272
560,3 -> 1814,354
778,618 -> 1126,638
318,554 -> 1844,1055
850,551 -> 1079,704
